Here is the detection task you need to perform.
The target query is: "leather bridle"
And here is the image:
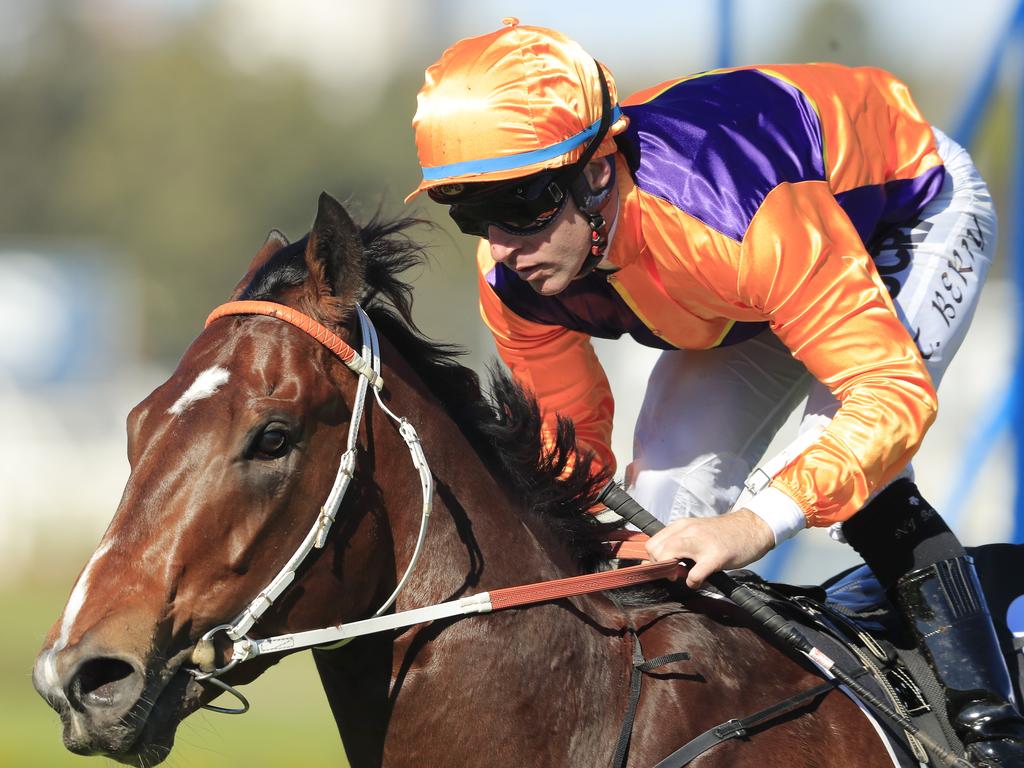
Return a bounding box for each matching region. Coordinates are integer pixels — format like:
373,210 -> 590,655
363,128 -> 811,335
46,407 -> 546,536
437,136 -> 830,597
187,300 -> 434,712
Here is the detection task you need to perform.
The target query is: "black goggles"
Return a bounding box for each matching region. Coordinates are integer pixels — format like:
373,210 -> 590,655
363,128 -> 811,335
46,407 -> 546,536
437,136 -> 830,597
429,171 -> 569,238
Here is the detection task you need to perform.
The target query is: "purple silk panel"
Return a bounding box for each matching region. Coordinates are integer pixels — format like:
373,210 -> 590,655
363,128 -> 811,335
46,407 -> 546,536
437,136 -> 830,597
486,263 -> 677,350
485,263 -> 768,350
618,69 -> 826,241
835,165 -> 947,243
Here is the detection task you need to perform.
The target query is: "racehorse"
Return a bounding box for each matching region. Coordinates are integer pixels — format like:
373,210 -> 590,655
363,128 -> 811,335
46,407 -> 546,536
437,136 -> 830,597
33,193 -> 897,767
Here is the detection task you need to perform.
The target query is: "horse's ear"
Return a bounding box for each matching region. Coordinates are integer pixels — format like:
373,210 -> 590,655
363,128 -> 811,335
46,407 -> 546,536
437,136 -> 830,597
304,192 -> 365,310
229,229 -> 290,299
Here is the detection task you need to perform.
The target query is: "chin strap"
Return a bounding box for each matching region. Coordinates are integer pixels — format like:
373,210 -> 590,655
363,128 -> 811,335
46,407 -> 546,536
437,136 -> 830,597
571,157 -> 616,280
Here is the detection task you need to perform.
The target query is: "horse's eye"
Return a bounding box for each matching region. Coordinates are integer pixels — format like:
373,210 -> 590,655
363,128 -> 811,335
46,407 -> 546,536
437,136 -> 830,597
253,427 -> 290,460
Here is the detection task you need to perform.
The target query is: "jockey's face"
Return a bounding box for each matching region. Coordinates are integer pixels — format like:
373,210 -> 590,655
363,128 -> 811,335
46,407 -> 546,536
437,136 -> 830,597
484,159 -> 615,296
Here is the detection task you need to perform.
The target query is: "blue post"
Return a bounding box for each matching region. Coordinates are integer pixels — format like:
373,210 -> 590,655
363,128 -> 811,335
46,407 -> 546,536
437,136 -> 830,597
937,1 -> 1024,538
1012,12 -> 1024,543
950,3 -> 1022,148
716,0 -> 733,69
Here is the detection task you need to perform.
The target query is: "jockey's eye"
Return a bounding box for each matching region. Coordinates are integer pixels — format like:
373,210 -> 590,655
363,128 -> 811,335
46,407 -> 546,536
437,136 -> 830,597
251,425 -> 291,460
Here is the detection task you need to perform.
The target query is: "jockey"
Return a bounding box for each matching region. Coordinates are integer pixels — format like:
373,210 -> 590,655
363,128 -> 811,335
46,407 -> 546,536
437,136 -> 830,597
408,19 -> 1023,765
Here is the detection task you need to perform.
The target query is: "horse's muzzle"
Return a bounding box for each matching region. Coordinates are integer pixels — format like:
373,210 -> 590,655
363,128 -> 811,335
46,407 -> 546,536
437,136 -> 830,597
32,641 -> 193,766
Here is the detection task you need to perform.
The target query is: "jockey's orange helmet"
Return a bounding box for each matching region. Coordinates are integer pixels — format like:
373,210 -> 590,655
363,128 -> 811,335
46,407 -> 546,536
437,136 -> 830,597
406,18 -> 629,203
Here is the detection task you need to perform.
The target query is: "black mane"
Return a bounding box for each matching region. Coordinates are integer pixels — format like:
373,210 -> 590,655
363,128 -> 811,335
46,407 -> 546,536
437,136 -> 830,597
240,215 -> 615,570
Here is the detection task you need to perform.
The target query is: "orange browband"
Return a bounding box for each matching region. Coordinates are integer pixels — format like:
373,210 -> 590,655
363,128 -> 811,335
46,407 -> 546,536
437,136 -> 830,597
205,301 -> 358,364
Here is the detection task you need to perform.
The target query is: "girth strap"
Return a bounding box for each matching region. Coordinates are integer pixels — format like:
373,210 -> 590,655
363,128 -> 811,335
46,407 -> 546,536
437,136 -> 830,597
653,679 -> 839,767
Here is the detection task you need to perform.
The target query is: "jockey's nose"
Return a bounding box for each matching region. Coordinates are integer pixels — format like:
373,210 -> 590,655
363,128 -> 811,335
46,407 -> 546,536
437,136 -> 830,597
487,226 -> 521,265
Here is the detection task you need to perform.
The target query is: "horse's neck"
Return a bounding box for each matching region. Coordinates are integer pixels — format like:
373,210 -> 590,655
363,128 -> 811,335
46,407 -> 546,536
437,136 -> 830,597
319,357 -> 628,766
375,356 -> 594,594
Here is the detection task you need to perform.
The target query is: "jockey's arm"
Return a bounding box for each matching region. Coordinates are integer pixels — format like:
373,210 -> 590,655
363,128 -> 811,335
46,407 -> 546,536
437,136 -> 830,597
646,179 -> 938,587
737,180 -> 938,531
476,240 -> 616,476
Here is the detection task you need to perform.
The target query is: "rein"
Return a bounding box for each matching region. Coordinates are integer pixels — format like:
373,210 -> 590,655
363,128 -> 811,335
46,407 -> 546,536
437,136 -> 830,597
187,300 -> 685,713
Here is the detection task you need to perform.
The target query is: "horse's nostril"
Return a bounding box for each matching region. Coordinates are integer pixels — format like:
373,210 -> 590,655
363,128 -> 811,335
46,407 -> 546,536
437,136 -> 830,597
70,658 -> 139,711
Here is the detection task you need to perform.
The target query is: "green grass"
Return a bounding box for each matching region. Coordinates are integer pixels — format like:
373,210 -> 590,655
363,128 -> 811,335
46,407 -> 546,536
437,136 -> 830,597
4,584 -> 348,767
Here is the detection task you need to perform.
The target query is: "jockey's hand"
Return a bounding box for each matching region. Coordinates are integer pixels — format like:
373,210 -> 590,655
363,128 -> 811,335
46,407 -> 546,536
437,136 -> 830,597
645,508 -> 775,589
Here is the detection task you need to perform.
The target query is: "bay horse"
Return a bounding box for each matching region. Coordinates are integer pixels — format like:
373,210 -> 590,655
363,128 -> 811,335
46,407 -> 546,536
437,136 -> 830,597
33,193 -> 898,767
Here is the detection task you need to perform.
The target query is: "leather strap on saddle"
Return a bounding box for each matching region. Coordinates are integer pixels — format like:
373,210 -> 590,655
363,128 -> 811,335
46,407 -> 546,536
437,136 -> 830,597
653,679 -> 839,767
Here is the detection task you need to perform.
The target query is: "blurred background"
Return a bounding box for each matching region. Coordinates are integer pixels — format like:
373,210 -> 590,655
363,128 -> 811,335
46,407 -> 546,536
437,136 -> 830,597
3,0 -> 1022,765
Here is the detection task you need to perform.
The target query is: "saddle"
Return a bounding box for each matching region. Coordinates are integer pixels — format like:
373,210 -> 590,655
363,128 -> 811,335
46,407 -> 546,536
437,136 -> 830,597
597,486 -> 1024,766
716,543 -> 1024,767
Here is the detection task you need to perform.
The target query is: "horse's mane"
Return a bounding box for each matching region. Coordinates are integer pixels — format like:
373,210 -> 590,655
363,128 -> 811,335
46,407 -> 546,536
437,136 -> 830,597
239,215 -> 615,570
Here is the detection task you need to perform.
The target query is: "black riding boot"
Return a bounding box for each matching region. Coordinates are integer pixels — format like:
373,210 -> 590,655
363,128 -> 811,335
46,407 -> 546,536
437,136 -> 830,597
843,479 -> 1024,766
895,557 -> 1024,766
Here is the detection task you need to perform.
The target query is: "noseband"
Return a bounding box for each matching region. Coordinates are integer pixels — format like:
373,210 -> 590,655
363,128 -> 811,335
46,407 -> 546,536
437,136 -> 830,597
188,300 -> 434,713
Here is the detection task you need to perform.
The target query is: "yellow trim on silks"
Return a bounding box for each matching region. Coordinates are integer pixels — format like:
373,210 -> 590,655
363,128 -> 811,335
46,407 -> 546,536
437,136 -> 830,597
624,67 -> 737,107
605,275 -> 663,339
710,319 -> 738,348
605,274 -> 725,350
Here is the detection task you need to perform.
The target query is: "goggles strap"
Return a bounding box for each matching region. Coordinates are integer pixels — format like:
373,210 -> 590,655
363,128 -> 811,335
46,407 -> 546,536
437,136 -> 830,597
571,158 -> 616,279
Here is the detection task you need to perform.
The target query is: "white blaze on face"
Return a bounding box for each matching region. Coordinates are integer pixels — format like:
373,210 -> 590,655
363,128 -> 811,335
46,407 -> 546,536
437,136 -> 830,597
168,365 -> 231,415
41,541 -> 113,689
